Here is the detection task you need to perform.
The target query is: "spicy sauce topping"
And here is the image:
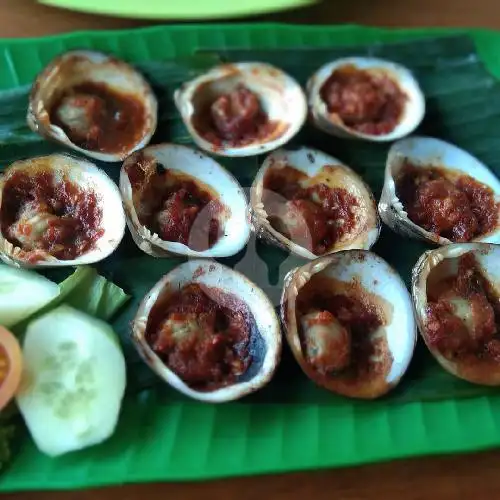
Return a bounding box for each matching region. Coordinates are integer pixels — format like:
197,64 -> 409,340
397,162 -> 499,242
263,165 -> 360,255
1,170 -> 103,260
51,82 -> 147,153
126,156 -> 225,251
193,84 -> 279,147
145,283 -> 254,390
296,275 -> 392,385
426,252 -> 500,363
320,64 -> 407,136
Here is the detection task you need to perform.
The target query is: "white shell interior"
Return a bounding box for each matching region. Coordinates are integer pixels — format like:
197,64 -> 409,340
120,143 -> 251,258
28,50 -> 158,162
133,260 -> 282,403
174,62 -> 307,157
380,136 -> 500,245
304,251 -> 417,384
307,57 -> 425,142
251,146 -> 380,259
0,154 -> 126,268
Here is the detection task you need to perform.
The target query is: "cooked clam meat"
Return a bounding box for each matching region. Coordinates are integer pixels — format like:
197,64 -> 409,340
125,154 -> 226,252
320,64 -> 407,136
263,165 -> 363,255
209,84 -> 271,142
300,310 -> 351,373
145,283 -> 254,391
194,83 -> 278,147
296,274 -> 392,385
51,82 -> 146,154
424,252 -> 500,363
1,167 -> 103,261
397,161 -> 499,242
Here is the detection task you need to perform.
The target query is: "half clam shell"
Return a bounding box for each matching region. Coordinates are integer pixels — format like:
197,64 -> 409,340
379,136 -> 500,245
174,62 -> 307,157
412,242 -> 500,385
27,50 -> 158,162
307,57 -> 425,142
120,143 -> 251,259
0,154 -> 125,268
250,146 -> 380,259
281,250 -> 417,399
131,260 -> 282,402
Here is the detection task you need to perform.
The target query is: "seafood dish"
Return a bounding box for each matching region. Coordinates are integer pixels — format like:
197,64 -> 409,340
0,154 -> 125,268
307,57 -> 425,141
131,260 -> 281,402
413,243 -> 500,385
251,147 -> 380,259
174,62 -> 307,157
281,250 -> 416,399
28,50 -> 157,162
380,136 -> 500,244
3,38 -> 500,472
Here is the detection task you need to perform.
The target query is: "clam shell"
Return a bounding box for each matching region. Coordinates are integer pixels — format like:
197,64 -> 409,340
250,146 -> 380,259
281,250 -> 417,399
307,57 -> 425,142
379,136 -> 500,245
131,260 -> 282,402
174,62 -> 307,157
120,143 -> 251,258
27,50 -> 157,162
0,154 -> 125,268
412,242 -> 500,385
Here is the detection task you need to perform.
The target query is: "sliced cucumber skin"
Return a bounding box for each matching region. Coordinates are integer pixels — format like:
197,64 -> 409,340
0,265 -> 60,328
16,305 -> 126,457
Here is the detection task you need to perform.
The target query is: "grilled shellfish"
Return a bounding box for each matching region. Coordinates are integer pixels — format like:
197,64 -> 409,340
379,136 -> 500,245
412,243 -> 500,385
281,250 -> 417,399
174,62 -> 307,157
120,143 -> 251,259
0,154 -> 125,268
250,147 -> 380,259
131,260 -> 282,402
28,50 -> 157,162
307,57 -> 425,142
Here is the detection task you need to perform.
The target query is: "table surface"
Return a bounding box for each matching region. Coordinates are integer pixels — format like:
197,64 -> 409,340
2,0 -> 500,499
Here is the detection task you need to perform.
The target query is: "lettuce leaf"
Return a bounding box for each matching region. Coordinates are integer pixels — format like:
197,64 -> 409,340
12,266 -> 130,336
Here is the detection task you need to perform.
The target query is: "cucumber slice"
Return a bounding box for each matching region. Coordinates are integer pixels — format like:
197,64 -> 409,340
0,265 -> 59,328
16,305 -> 126,457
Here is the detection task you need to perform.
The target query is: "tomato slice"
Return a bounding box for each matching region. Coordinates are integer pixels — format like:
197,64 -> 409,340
0,326 -> 22,411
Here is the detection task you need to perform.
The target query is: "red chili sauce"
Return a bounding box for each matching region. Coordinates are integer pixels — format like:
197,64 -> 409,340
126,156 -> 224,251
145,283 -> 254,390
0,170 -> 103,261
320,64 -> 407,136
51,82 -> 146,154
296,275 -> 392,388
397,162 -> 499,242
262,166 -> 359,255
193,84 -> 278,148
426,252 -> 500,363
